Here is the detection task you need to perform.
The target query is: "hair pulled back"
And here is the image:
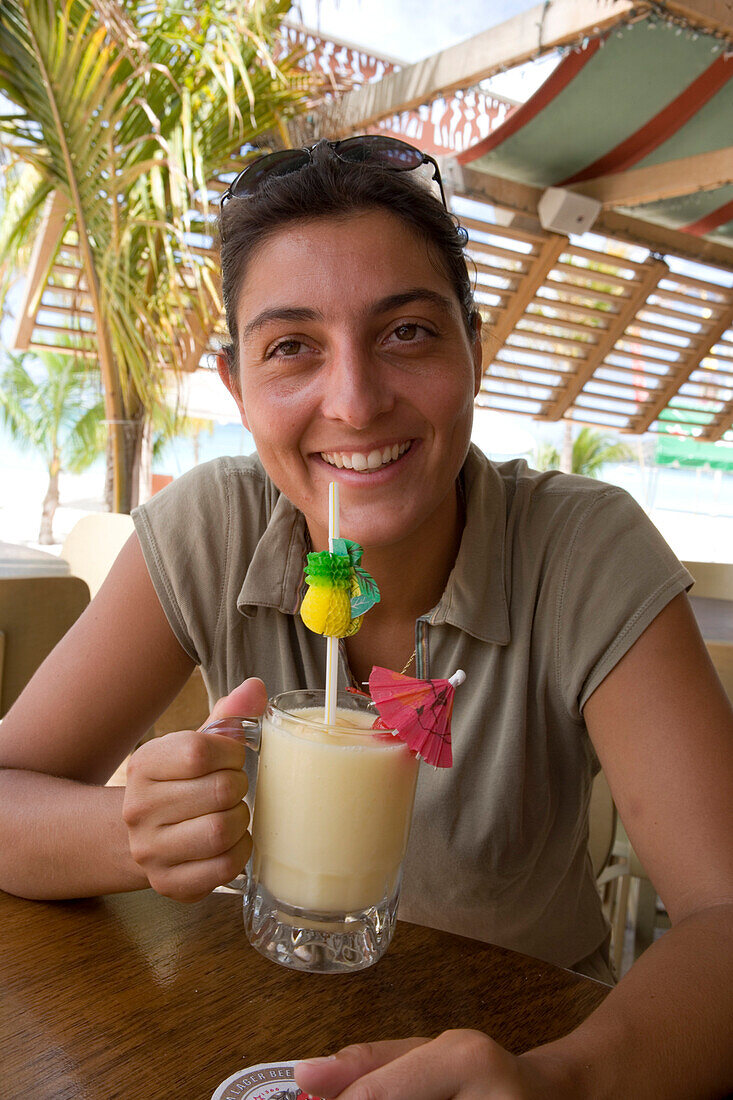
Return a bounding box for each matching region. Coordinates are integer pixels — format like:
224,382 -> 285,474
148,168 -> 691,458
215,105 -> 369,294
218,141 -> 477,377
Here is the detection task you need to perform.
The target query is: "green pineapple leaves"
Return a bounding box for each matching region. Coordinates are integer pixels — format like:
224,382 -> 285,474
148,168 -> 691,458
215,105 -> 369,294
331,538 -> 381,618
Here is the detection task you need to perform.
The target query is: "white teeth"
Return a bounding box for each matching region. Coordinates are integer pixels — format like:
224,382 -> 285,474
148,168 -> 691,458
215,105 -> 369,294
320,441 -> 412,471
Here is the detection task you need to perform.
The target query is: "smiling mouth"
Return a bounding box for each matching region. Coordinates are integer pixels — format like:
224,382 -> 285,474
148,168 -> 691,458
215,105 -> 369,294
319,441 -> 413,472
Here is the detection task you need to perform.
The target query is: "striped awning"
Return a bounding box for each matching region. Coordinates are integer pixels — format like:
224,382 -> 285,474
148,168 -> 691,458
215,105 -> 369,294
459,11 -> 733,248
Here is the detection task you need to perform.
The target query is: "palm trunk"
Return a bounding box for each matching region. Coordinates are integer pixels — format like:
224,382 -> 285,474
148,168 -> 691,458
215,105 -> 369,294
39,462 -> 60,544
121,409 -> 146,513
137,416 -> 153,505
104,434 -> 114,512
105,398 -> 146,513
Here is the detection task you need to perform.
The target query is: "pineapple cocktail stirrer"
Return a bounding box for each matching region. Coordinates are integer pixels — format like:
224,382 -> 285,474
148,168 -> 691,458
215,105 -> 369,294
300,481 -> 381,725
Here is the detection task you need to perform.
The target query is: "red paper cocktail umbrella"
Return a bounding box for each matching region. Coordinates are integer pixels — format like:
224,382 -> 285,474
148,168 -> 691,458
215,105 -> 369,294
368,666 -> 465,768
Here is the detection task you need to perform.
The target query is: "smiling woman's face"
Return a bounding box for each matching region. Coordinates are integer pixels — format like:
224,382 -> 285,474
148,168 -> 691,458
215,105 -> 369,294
221,209 -> 482,550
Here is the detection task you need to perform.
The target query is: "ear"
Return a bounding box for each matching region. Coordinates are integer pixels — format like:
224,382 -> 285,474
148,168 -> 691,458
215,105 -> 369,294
216,350 -> 250,431
471,312 -> 483,397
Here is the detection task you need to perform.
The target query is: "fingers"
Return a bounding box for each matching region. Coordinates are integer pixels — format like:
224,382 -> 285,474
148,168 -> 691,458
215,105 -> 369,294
126,768 -> 249,827
295,1039 -> 429,1098
122,677 -> 268,901
295,1031 -> 514,1099
131,801 -> 250,863
204,677 -> 267,727
140,831 -> 253,904
127,729 -> 247,783
122,678 -> 267,901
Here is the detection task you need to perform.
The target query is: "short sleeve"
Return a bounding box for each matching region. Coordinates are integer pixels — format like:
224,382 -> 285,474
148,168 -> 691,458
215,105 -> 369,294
132,457 -> 266,666
555,487 -> 693,718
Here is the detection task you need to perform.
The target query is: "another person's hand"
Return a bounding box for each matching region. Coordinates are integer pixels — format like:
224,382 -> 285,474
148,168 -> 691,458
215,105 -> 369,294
295,1034 -> 559,1098
122,677 -> 267,902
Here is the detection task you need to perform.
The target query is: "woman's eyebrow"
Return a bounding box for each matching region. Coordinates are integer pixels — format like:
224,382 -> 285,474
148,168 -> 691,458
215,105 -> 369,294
242,306 -> 322,340
371,288 -> 455,316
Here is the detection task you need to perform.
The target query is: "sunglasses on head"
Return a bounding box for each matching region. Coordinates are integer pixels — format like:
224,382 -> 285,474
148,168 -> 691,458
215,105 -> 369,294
220,135 -> 448,210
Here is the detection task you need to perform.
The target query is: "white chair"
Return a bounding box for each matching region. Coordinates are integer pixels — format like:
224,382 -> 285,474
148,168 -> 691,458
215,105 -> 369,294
60,513 -> 135,598
706,641 -> 733,702
682,560 -> 733,600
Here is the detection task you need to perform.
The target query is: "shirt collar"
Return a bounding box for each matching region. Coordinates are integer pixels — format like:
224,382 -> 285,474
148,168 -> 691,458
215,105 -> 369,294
238,490 -> 308,616
425,444 -> 510,645
237,444 -> 510,644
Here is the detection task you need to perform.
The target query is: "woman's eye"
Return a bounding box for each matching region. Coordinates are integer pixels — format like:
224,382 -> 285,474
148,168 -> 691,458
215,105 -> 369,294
268,339 -> 305,358
389,323 -> 433,343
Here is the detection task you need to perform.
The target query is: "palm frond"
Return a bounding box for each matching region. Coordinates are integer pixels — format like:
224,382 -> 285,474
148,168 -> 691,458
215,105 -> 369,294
0,0 -> 314,509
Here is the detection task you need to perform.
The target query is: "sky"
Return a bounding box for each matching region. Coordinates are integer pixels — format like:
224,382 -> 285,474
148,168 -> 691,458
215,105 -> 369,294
291,0 -> 560,101
293,0 -> 539,63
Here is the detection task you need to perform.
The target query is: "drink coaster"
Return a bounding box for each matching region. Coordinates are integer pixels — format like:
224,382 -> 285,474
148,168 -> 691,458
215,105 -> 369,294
211,1060 -> 321,1100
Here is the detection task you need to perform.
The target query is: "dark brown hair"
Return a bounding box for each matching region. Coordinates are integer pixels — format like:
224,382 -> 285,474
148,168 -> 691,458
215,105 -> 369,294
218,140 -> 477,379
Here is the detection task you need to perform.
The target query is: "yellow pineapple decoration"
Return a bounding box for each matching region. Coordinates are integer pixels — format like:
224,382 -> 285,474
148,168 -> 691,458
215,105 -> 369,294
300,538 -> 380,638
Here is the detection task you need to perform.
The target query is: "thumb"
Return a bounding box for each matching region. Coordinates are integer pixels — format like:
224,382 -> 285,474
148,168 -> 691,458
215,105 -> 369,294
200,677 -> 268,730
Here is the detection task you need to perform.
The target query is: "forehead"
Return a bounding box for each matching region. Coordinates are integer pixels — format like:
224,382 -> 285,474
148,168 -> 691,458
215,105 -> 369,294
235,210 -> 458,323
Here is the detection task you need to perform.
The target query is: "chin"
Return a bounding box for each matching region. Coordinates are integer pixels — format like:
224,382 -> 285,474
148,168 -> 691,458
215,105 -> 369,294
338,504 -> 425,551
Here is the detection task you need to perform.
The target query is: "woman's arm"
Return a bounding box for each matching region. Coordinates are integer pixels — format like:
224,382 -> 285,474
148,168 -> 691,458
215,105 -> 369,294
0,534 -> 257,900
524,589 -> 733,1098
295,592 -> 733,1099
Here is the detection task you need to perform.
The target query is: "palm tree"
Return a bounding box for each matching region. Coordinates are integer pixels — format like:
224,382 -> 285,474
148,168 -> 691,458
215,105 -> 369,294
0,352 -> 105,543
533,426 -> 634,478
0,0 -> 311,512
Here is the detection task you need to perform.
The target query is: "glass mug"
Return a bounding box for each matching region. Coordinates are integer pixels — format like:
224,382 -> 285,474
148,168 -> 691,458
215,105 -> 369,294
203,689 -> 419,974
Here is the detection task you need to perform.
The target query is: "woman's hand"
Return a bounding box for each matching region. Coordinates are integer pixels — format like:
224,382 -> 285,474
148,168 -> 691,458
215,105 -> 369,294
295,1033 -> 560,1099
122,677 -> 267,902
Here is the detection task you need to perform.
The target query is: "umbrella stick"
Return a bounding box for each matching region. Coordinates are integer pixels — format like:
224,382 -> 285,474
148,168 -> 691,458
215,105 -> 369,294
325,481 -> 340,725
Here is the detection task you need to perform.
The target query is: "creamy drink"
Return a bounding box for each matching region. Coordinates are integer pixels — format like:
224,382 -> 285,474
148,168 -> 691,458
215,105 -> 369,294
242,689 -> 420,972
252,704 -> 419,913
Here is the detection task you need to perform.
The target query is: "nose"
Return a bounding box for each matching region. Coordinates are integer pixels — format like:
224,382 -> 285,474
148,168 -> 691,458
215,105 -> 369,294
320,341 -> 395,428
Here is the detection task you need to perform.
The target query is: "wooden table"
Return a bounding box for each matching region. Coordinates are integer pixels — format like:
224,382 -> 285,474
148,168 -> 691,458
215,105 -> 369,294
0,889 -> 609,1100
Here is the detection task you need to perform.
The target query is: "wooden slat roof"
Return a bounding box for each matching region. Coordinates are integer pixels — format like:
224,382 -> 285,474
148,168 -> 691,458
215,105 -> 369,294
457,191 -> 733,441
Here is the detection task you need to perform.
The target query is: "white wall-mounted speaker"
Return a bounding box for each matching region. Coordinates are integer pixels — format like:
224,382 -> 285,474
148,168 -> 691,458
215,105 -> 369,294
537,187 -> 602,236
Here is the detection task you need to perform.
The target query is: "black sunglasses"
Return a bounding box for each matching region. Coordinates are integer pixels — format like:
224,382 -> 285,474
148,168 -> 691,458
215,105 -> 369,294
220,135 -> 447,210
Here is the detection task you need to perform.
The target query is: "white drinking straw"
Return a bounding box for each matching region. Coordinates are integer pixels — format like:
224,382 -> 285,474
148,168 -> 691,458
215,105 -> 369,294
324,481 -> 340,725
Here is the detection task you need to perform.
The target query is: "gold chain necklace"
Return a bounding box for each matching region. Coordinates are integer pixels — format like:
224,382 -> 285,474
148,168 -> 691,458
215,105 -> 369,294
400,648 -> 417,676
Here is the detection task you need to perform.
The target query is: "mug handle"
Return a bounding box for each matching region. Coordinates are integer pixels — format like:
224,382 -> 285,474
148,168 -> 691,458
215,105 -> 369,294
201,715 -> 261,752
200,715 -> 262,895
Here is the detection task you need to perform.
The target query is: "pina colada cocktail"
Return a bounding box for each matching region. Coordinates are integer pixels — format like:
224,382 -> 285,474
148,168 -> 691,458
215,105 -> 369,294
244,690 -> 419,973
252,703 -> 418,912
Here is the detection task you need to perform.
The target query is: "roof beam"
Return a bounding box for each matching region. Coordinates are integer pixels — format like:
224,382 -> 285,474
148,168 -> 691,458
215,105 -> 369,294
323,0 -> 636,137
573,148 -> 733,207
12,190 -> 70,352
660,0 -> 733,35
482,233 -> 569,358
630,296 -> 733,434
541,256 -> 669,420
450,164 -> 733,270
706,395 -> 733,442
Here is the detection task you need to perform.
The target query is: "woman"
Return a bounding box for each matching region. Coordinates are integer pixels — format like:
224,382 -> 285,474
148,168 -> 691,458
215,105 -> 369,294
0,138 -> 731,1098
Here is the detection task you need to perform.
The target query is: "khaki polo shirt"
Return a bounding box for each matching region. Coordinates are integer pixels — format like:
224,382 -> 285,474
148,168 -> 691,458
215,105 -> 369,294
133,446 -> 691,969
